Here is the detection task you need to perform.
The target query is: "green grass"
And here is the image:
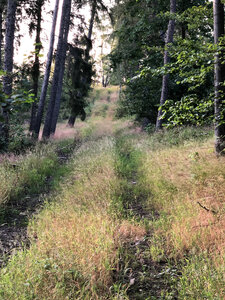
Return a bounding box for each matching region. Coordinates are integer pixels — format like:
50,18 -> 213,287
176,255 -> 225,300
0,143 -> 58,205
0,137 -> 120,299
0,138 -> 77,226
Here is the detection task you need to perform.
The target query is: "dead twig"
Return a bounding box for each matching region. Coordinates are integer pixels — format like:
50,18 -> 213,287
197,201 -> 217,215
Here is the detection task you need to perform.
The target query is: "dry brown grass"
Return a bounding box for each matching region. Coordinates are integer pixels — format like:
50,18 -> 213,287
144,137 -> 225,261
116,220 -> 146,243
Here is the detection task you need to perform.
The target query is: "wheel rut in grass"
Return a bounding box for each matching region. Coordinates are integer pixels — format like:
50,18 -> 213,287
113,135 -> 179,299
0,141 -> 78,268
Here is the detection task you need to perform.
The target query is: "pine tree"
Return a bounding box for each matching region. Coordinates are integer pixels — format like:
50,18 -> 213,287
42,0 -> 71,138
33,0 -> 60,139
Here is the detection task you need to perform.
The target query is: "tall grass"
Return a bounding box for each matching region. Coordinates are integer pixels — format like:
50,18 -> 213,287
0,130 -> 150,299
0,143 -> 59,206
138,130 -> 225,299
0,138 -> 119,299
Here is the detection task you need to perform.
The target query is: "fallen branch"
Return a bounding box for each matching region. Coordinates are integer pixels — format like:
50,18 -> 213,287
197,201 -> 217,215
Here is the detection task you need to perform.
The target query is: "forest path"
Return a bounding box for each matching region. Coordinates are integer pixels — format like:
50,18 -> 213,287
112,134 -> 178,299
0,86 -> 120,267
0,86 -> 179,298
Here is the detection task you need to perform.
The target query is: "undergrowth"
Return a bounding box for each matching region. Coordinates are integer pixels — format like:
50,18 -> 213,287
0,143 -> 58,206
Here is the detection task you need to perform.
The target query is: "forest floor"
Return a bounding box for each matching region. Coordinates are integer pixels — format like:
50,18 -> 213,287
0,86 -> 224,299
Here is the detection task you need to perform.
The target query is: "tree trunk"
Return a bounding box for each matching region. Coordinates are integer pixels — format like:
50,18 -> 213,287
67,110 -> 77,127
29,0 -> 42,132
156,0 -> 176,131
1,0 -> 17,148
33,0 -> 60,139
213,0 -> 225,155
42,0 -> 71,139
84,0 -> 97,62
50,0 -> 71,135
0,7 -> 3,69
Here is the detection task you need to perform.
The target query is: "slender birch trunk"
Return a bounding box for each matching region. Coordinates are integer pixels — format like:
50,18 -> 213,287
33,0 -> 60,139
156,0 -> 176,131
213,0 -> 225,155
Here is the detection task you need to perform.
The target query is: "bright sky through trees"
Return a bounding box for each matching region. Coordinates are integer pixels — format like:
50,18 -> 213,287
15,0 -> 113,66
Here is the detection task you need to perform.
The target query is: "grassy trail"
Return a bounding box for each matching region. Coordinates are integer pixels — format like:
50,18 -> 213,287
0,86 -> 224,299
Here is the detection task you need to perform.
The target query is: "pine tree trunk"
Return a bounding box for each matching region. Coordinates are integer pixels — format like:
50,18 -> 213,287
33,0 -> 60,139
42,0 -> 71,138
213,0 -> 225,155
1,0 -> 17,148
67,110 -> 77,127
50,0 -> 71,134
84,0 -> 97,62
156,0 -> 176,131
29,0 -> 42,132
0,7 -> 3,69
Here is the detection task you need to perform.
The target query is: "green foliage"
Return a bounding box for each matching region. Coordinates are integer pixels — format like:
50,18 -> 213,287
111,0 -> 213,127
146,125 -> 213,150
0,68 -> 35,151
116,74 -> 160,123
8,123 -> 35,153
0,144 -> 59,205
161,95 -> 214,127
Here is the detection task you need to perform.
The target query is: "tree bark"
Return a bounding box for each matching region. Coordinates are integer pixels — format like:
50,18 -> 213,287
33,0 -> 60,139
84,0 -> 97,62
29,0 -> 43,132
50,0 -> 71,135
0,7 -> 3,69
42,0 -> 71,138
67,110 -> 77,127
0,0 -> 6,69
3,0 -> 16,95
156,0 -> 176,131
213,0 -> 225,155
1,0 -> 17,148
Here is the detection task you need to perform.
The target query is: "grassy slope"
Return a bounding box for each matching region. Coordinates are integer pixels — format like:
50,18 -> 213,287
0,86 -> 224,299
